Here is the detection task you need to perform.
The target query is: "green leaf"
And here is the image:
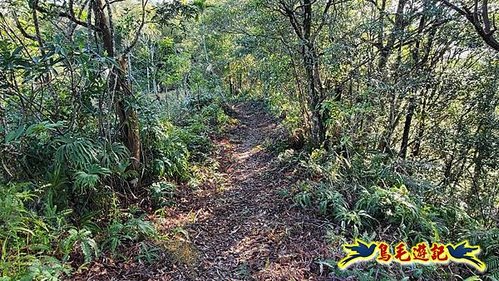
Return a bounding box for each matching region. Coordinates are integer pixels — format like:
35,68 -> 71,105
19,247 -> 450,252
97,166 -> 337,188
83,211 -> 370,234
5,125 -> 25,143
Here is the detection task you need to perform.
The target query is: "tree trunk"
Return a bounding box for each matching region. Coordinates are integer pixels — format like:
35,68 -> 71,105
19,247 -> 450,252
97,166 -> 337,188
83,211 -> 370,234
117,57 -> 142,170
302,0 -> 326,148
278,0 -> 329,148
399,97 -> 415,159
93,0 -> 142,170
377,0 -> 407,153
378,0 -> 407,70
411,99 -> 426,158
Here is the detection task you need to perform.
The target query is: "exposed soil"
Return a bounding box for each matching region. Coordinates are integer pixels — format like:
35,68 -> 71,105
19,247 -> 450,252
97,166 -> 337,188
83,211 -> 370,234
74,102 -> 334,280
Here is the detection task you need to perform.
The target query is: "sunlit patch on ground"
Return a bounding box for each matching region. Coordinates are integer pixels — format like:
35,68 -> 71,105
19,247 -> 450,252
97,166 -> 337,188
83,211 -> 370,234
153,102 -> 333,280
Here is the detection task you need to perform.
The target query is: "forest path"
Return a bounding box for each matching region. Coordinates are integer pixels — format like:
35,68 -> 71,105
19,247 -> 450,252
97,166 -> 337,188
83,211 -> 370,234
160,102 -> 332,280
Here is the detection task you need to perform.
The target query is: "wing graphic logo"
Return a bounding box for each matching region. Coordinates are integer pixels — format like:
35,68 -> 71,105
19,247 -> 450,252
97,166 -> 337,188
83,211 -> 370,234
446,241 -> 486,272
338,239 -> 486,272
338,239 -> 377,270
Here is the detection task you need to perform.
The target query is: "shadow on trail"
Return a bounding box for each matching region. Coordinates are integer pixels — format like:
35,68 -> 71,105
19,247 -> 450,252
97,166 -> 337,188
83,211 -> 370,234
164,102 -> 332,281
72,102 -> 333,281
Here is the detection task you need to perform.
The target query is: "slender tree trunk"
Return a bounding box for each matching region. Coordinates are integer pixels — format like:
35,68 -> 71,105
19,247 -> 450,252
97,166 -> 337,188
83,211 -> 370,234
378,0 -> 407,70
302,0 -> 326,148
93,0 -> 142,170
442,154 -> 454,187
411,98 -> 426,158
278,0 -> 330,148
376,0 -> 407,153
399,97 -> 415,159
117,57 -> 142,170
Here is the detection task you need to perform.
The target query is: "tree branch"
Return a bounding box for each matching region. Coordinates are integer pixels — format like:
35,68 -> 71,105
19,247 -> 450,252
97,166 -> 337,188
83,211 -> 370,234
311,0 -> 333,41
122,0 -> 148,55
438,0 -> 499,51
277,0 -> 304,41
34,2 -> 101,32
12,13 -> 37,41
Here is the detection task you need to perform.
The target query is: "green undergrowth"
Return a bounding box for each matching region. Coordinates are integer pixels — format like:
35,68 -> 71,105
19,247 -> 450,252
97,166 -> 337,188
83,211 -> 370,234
276,147 -> 499,280
0,97 -> 232,280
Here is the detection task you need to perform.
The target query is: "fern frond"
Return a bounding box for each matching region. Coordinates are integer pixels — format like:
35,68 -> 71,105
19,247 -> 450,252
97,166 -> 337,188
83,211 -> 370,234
98,141 -> 130,170
74,164 -> 111,192
55,137 -> 98,171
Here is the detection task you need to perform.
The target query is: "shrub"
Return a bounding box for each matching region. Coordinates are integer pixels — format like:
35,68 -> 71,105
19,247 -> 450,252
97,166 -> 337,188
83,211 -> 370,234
142,120 -> 190,181
148,181 -> 177,208
0,183 -> 70,279
102,217 -> 157,257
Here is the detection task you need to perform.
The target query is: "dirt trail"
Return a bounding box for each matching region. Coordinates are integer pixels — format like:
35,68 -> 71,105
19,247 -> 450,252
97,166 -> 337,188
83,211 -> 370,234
75,102 -> 333,280
161,102 -> 332,280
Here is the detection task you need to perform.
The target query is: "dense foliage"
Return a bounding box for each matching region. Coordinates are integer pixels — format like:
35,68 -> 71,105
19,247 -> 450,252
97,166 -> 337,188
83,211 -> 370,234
0,0 -> 497,280
0,0 -> 226,278
200,0 -> 498,279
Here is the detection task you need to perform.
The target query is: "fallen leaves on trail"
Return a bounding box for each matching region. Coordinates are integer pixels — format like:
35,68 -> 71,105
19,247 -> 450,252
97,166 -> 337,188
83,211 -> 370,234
158,102 -> 334,280
71,102 -> 334,280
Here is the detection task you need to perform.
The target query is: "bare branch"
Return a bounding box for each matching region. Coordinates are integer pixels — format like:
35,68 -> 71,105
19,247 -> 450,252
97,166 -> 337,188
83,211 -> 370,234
277,0 -> 304,40
482,0 -> 491,34
12,13 -> 37,41
122,0 -> 148,55
312,0 -> 334,41
438,0 -> 499,51
35,2 -> 101,32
